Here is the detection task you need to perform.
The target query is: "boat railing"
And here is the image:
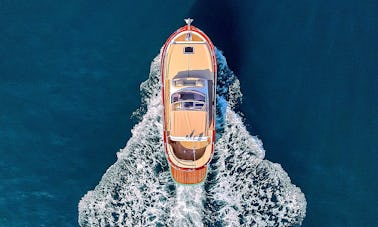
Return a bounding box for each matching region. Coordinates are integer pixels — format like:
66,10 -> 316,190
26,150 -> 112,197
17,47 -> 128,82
172,41 -> 206,44
169,135 -> 208,142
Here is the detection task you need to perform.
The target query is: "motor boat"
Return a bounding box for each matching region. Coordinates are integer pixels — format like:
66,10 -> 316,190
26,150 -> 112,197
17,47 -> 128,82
161,18 -> 217,184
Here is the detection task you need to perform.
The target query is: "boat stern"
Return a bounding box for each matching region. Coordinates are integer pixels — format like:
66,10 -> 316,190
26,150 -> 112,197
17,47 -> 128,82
170,166 -> 208,185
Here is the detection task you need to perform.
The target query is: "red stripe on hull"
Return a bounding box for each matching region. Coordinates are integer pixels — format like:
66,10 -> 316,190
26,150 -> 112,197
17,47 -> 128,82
161,25 -> 217,171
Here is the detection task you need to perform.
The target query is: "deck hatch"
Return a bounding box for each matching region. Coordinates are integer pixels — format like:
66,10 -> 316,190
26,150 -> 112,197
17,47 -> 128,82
184,46 -> 194,54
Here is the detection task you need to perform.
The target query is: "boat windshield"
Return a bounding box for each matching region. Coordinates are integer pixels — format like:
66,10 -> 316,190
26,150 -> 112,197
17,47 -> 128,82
171,91 -> 206,111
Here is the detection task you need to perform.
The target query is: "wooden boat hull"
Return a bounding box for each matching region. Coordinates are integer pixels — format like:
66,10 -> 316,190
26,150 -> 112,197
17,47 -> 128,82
161,19 -> 217,184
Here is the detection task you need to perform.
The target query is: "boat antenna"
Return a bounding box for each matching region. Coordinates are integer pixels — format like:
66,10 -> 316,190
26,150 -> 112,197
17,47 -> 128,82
185,18 -> 193,41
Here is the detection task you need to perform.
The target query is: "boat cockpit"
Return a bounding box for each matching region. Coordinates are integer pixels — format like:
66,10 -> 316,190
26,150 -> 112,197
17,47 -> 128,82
171,90 -> 206,111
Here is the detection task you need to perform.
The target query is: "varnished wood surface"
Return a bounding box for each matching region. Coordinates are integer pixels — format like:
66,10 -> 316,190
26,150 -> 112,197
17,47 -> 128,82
170,166 -> 207,184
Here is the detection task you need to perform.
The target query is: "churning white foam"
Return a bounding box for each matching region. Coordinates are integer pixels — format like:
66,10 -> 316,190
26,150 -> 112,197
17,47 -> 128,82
170,185 -> 205,227
78,49 -> 307,226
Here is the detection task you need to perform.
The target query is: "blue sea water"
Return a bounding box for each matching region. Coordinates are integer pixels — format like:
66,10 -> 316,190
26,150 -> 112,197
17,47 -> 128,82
0,0 -> 376,226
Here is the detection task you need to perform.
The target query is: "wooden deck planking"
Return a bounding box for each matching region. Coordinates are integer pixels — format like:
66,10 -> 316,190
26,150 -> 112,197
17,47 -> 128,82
170,166 -> 207,184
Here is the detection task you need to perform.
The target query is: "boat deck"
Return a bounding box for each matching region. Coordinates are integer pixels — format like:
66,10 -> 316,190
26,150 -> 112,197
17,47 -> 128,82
170,166 -> 207,184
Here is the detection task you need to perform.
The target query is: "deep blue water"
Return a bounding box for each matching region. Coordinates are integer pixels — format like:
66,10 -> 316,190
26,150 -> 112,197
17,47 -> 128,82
0,0 -> 376,226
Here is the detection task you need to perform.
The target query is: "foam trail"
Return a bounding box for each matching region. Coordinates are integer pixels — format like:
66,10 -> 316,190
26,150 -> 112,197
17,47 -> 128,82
78,55 -> 205,227
78,56 -> 177,226
170,185 -> 205,227
206,107 -> 306,226
78,49 -> 307,226
205,51 -> 306,226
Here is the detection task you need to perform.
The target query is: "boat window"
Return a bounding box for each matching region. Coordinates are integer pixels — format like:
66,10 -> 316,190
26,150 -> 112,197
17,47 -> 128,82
184,46 -> 194,54
171,91 -> 206,110
171,91 -> 205,102
173,78 -> 205,87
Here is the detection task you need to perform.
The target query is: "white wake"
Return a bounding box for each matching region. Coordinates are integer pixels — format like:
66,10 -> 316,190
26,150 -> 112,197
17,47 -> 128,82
78,49 -> 307,226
